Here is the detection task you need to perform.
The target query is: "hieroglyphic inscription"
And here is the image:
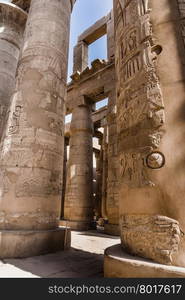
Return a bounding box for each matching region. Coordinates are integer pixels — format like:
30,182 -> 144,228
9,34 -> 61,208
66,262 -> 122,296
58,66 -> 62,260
115,0 -> 165,187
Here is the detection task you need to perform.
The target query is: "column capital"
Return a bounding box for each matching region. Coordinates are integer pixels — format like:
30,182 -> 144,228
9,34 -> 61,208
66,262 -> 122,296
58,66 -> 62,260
11,0 -> 31,12
12,0 -> 75,13
0,3 -> 27,27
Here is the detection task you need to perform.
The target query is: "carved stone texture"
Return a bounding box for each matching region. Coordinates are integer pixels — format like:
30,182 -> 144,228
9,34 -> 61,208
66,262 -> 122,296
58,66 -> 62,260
113,0 -> 185,267
94,149 -> 103,218
0,3 -> 27,140
113,0 -> 178,265
12,0 -> 31,12
63,102 -> 94,230
0,0 -> 73,239
120,214 -> 181,265
115,0 -> 165,189
105,91 -> 120,235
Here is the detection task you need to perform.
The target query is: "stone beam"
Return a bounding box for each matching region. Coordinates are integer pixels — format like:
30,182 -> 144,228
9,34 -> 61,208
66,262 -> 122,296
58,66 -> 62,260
65,106 -> 107,137
92,107 -> 108,128
66,60 -> 115,113
78,15 -> 107,45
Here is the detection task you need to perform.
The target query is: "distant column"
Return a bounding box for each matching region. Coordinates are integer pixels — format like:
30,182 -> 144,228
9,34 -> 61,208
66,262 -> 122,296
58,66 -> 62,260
94,149 -> 103,219
0,0 -> 75,258
104,91 -> 119,236
73,41 -> 88,73
0,3 -> 27,140
64,102 -> 93,230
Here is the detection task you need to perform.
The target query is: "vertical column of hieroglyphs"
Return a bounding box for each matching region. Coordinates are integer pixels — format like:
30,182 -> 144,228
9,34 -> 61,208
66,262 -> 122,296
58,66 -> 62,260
0,0 -> 75,258
0,3 -> 27,140
106,93 -> 120,235
12,0 -> 31,13
64,102 -> 93,230
114,0 -> 182,265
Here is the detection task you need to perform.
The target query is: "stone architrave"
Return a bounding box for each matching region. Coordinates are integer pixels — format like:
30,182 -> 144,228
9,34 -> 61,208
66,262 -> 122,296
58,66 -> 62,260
0,0 -> 75,258
0,3 -> 27,140
63,102 -> 93,230
113,0 -> 185,267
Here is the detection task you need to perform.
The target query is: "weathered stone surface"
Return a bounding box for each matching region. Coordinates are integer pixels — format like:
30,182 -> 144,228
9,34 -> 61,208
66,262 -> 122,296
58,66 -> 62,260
120,214 -> 181,265
0,3 -> 27,140
0,0 -> 74,257
63,102 -> 93,230
113,0 -> 185,267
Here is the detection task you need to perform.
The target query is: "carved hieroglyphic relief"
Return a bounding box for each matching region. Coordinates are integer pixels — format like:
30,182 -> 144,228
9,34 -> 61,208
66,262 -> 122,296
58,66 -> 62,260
113,0 -> 183,264
115,0 -> 165,188
120,214 -> 181,265
177,0 -> 185,49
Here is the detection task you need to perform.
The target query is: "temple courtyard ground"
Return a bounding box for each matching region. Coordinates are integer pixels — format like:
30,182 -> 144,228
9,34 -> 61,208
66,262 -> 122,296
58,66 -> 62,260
0,231 -> 120,278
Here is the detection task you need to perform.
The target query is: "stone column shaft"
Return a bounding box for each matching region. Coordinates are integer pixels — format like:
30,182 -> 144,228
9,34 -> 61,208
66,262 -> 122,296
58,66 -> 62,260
63,102 -> 93,230
113,0 -> 183,267
101,125 -> 108,220
0,0 -> 75,258
0,3 -> 27,140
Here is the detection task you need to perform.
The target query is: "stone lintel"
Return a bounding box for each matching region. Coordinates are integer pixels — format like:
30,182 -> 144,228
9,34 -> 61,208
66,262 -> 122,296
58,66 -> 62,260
66,62 -> 115,114
78,15 -> 107,45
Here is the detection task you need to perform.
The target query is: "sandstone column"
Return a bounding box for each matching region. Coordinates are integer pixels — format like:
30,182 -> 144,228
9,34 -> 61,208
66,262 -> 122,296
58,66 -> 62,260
104,91 -> 119,236
61,136 -> 69,219
94,148 -> 102,219
63,102 -> 93,230
0,3 -> 27,140
101,124 -> 108,221
0,0 -> 75,258
113,0 -> 184,267
12,0 -> 31,12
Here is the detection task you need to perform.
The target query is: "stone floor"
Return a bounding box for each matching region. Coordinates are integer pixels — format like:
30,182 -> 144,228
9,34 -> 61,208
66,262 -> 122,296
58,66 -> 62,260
0,230 -> 120,278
